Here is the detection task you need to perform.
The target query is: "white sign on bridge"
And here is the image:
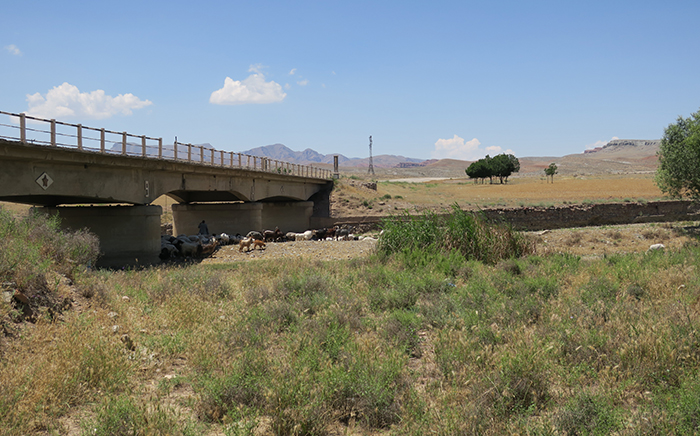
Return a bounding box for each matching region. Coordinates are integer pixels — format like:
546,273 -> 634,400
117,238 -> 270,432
36,172 -> 53,190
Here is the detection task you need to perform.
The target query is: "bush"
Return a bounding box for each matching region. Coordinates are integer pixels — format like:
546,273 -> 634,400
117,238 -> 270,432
378,204 -> 533,264
81,394 -> 200,436
0,208 -> 99,289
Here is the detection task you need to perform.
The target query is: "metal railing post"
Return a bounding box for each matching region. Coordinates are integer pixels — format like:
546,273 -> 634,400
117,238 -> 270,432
77,124 -> 83,150
199,145 -> 203,163
174,140 -> 178,160
141,135 -> 146,157
19,113 -> 26,143
50,119 -> 57,146
100,128 -> 105,153
121,132 -> 127,155
158,138 -> 162,159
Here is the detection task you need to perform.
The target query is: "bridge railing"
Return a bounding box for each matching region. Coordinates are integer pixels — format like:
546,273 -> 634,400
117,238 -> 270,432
0,110 -> 332,180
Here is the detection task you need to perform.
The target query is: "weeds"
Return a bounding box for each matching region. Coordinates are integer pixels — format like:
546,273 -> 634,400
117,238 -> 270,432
4,208 -> 700,435
378,203 -> 533,264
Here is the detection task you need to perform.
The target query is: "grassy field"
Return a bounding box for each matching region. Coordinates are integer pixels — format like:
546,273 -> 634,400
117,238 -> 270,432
386,175 -> 662,207
3,208 -> 700,435
331,174 -> 665,216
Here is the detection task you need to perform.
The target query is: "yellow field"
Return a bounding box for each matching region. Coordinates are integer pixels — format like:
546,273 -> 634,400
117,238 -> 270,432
376,174 -> 664,209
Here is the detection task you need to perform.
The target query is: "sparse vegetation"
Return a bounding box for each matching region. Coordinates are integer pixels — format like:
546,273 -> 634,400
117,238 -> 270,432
4,209 -> 700,435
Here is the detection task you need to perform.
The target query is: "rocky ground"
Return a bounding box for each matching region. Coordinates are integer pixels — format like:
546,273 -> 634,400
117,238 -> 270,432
530,221 -> 698,257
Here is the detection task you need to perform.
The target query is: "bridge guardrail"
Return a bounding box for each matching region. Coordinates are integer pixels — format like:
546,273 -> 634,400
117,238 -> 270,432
0,110 -> 332,180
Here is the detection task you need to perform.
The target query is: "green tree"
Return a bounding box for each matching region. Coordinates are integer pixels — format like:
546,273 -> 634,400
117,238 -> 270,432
544,163 -> 558,183
491,153 -> 520,184
466,155 -> 493,184
466,154 -> 520,184
655,108 -> 700,200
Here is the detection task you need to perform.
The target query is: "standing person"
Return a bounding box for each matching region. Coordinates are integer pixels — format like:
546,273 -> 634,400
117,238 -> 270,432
198,220 -> 209,235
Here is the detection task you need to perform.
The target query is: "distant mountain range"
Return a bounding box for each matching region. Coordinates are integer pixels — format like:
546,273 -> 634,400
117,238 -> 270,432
239,143 -> 424,168
110,139 -> 660,173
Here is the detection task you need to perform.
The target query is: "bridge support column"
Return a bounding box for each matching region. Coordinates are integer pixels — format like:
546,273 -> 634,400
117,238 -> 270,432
309,181 -> 333,218
172,203 -> 263,236
37,205 -> 162,268
261,201 -> 313,232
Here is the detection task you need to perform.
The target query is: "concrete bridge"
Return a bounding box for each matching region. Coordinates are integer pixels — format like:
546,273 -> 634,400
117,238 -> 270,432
0,110 -> 335,266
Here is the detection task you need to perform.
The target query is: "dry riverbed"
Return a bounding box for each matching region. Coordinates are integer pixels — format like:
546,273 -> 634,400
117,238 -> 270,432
200,220 -> 700,265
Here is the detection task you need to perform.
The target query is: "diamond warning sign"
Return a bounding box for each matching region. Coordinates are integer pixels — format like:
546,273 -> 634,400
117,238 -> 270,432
36,172 -> 53,190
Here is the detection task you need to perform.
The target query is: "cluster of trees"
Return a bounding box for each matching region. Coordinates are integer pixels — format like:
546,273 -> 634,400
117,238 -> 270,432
465,153 -> 520,184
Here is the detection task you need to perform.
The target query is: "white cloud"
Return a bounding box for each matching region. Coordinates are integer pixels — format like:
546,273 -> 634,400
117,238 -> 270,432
585,136 -> 618,150
297,79 -> 309,86
432,135 -> 513,161
5,44 -> 21,56
25,82 -> 152,120
289,68 -> 297,75
248,63 -> 264,74
210,68 -> 287,105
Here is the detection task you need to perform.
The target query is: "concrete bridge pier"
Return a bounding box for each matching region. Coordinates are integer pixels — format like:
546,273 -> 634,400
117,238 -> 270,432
172,201 -> 314,236
37,205 -> 162,268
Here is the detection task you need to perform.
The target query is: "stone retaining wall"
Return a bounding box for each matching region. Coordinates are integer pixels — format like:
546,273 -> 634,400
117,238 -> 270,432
320,200 -> 700,232
482,200 -> 700,231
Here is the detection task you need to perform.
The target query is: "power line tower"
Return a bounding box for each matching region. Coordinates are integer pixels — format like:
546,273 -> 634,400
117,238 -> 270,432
367,135 -> 375,175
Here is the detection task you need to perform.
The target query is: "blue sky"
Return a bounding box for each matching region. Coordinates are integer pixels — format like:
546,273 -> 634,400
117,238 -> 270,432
2,0 -> 699,161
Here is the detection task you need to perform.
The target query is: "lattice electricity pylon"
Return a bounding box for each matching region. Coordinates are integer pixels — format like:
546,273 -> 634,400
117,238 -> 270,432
368,135 -> 375,175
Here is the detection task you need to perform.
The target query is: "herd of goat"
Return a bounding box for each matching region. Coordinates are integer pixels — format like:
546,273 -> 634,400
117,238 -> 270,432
159,225 -> 362,260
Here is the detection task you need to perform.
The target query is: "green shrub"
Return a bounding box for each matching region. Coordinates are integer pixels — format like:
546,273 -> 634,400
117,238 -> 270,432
0,208 -> 99,289
81,394 -> 200,436
378,204 -> 532,264
383,310 -> 422,356
555,393 -> 621,436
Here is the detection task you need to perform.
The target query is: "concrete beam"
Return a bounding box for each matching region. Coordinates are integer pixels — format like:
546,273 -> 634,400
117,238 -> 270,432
0,139 -> 330,206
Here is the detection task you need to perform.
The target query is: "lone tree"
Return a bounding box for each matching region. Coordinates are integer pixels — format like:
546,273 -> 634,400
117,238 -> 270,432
656,108 -> 700,200
544,163 -> 558,183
